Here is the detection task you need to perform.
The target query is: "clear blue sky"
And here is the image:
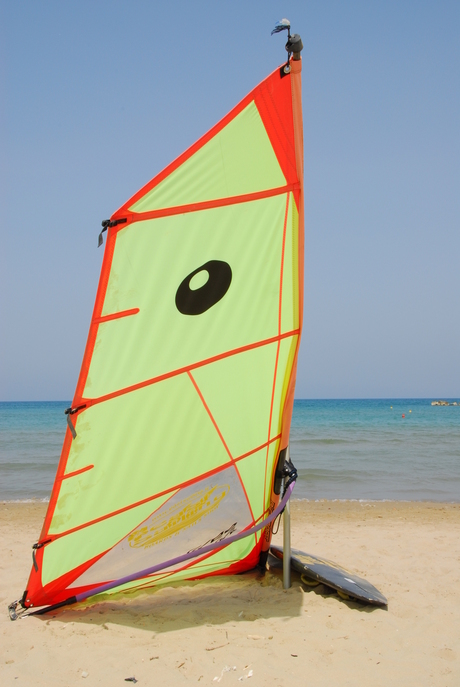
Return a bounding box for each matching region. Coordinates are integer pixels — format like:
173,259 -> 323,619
1,1 -> 459,400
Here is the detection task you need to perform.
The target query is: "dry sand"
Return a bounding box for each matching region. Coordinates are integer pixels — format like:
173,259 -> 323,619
1,500 -> 459,686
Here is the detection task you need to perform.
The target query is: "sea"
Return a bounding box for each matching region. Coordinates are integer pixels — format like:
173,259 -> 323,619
0,399 -> 459,502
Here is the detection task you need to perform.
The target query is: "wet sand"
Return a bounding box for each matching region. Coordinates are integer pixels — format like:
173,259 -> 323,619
1,500 -> 459,686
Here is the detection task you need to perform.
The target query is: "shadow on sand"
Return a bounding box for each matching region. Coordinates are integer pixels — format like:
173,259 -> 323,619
34,564 -> 383,633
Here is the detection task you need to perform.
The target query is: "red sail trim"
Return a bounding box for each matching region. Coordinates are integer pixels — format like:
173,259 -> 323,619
262,61 -> 304,559
254,72 -> 298,189
45,434 -> 281,543
38,428 -> 72,542
37,231 -> 118,542
110,184 -> 299,229
74,231 -> 118,402
236,435 -> 281,465
27,551 -> 115,609
59,465 -> 94,481
77,329 -> 299,411
93,308 -> 139,324
278,195 -> 290,337
280,58 -> 304,450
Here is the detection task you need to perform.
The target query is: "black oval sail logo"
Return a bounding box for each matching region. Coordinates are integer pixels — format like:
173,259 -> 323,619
175,260 -> 232,315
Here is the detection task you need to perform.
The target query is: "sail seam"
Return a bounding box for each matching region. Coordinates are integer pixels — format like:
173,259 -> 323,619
78,329 -> 300,409
187,371 -> 257,528
186,372 -> 233,462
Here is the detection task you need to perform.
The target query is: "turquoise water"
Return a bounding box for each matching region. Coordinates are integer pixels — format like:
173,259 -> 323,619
0,399 -> 459,502
291,399 -> 460,501
0,401 -> 69,500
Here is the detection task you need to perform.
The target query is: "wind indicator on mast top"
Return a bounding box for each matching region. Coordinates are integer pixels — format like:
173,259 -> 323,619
271,18 -> 303,75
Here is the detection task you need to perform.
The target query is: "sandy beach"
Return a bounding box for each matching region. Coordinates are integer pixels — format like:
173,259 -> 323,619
1,500 -> 459,686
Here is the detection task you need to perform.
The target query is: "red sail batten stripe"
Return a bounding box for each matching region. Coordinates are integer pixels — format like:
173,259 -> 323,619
78,330 -> 300,411
92,308 -> 139,324
111,184 -> 300,232
59,465 -> 94,481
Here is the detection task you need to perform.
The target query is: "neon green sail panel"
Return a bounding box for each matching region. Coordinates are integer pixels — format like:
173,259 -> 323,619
23,59 -> 304,609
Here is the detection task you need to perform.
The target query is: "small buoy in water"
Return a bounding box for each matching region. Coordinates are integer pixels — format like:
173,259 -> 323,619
409,410 -> 412,413
402,414 -> 405,418
390,406 -> 393,409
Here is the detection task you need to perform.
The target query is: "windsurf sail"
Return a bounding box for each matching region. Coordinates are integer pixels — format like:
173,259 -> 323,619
16,42 -> 304,614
